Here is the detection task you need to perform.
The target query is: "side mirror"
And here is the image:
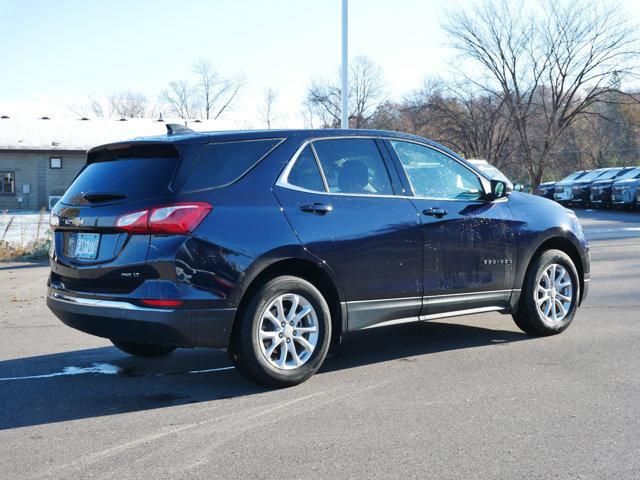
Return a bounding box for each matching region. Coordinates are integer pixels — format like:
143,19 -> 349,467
514,183 -> 523,192
486,179 -> 508,200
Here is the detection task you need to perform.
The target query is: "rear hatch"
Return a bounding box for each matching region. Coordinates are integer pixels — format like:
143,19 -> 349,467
50,141 -> 202,295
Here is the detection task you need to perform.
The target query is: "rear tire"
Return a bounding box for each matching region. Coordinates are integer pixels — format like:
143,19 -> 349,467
228,275 -> 331,388
111,340 -> 176,357
512,249 -> 580,336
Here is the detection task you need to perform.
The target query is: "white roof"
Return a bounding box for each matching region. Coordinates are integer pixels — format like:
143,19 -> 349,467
0,117 -> 239,152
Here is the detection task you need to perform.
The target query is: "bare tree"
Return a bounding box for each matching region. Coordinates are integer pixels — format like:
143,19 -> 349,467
406,79 -> 515,168
193,59 -> 246,120
258,87 -> 279,129
108,90 -> 149,118
444,0 -> 639,187
305,55 -> 387,128
159,80 -> 200,119
67,96 -> 106,118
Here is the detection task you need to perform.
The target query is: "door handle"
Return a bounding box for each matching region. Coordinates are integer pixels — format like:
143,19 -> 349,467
300,203 -> 333,215
422,207 -> 448,218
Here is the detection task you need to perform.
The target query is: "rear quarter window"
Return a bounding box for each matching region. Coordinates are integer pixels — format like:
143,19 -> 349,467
181,139 -> 282,192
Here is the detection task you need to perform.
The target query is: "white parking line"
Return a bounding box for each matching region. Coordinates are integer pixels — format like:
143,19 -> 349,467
187,366 -> 235,374
584,227 -> 640,233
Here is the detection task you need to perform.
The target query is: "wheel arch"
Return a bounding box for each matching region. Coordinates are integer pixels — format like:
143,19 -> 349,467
229,256 -> 346,347
519,235 -> 586,305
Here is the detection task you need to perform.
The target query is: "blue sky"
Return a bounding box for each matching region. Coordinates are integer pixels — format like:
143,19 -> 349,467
1,0 -> 639,127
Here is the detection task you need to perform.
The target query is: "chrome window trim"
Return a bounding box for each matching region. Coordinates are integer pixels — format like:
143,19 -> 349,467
275,135 -> 492,202
308,142 -> 330,192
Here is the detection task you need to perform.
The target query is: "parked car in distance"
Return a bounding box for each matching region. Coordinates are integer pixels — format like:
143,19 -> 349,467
569,168 -> 623,207
589,167 -> 638,209
611,167 -> 640,210
47,127 -> 590,387
552,170 -> 590,204
466,159 -> 514,189
537,180 -> 557,199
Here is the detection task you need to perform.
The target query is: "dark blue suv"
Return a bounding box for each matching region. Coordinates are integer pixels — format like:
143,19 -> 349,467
47,127 -> 590,387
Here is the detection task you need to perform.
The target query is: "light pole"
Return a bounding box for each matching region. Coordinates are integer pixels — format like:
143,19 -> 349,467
341,0 -> 349,129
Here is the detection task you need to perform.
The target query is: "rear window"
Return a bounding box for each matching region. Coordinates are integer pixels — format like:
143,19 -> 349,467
60,157 -> 178,206
181,139 -> 281,192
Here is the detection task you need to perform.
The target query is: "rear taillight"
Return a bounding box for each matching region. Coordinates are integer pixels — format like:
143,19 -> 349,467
115,210 -> 149,232
115,202 -> 212,234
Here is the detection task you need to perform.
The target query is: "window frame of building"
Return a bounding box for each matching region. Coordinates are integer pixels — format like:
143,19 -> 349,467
0,171 -> 16,196
50,157 -> 62,169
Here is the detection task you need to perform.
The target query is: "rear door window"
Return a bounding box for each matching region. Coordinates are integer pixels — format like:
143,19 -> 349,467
182,139 -> 281,192
60,157 -> 178,206
287,146 -> 326,192
312,138 -> 393,195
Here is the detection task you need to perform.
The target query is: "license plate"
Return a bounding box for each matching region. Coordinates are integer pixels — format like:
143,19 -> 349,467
72,233 -> 100,259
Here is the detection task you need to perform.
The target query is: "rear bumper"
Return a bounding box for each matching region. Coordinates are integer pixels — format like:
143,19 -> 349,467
47,291 -> 236,348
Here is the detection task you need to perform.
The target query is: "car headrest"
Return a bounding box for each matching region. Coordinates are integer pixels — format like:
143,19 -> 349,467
338,160 -> 369,193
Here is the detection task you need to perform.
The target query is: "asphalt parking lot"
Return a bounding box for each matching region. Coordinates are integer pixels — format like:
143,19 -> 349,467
1,209 -> 639,479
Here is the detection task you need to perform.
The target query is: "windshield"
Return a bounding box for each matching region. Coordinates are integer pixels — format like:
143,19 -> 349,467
561,171 -> 587,182
578,170 -> 608,181
598,169 -> 623,180
616,168 -> 640,180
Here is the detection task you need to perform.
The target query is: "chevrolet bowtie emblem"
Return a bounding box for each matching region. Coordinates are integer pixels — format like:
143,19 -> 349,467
69,217 -> 85,227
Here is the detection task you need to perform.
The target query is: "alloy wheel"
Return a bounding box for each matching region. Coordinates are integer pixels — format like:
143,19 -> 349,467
258,293 -> 319,370
535,263 -> 573,325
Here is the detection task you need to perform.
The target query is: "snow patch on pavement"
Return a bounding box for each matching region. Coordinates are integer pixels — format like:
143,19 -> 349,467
0,211 -> 50,245
0,363 -> 121,381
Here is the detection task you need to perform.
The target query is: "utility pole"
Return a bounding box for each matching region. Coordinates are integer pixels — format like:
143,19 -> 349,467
341,0 -> 349,129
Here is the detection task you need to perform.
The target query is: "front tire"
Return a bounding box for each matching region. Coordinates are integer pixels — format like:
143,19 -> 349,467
512,249 -> 580,336
228,276 -> 332,387
111,340 -> 176,357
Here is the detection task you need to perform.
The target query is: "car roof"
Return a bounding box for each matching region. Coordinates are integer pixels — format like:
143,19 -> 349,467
88,128 -> 463,160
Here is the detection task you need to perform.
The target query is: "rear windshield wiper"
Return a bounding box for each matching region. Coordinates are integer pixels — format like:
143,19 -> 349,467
82,192 -> 127,203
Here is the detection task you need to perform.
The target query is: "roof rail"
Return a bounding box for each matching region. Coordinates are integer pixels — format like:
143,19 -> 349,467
166,123 -> 195,135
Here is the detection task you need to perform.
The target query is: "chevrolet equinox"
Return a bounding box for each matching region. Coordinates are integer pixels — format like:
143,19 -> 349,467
47,126 -> 590,387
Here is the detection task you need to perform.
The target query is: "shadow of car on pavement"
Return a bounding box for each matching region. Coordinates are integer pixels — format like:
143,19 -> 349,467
0,319 -> 530,430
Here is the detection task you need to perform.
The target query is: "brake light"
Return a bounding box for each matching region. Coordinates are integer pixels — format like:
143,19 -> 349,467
115,210 -> 149,232
141,299 -> 184,307
115,202 -> 212,234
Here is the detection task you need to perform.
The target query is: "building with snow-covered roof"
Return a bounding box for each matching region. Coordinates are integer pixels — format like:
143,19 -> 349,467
0,116 -> 237,210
